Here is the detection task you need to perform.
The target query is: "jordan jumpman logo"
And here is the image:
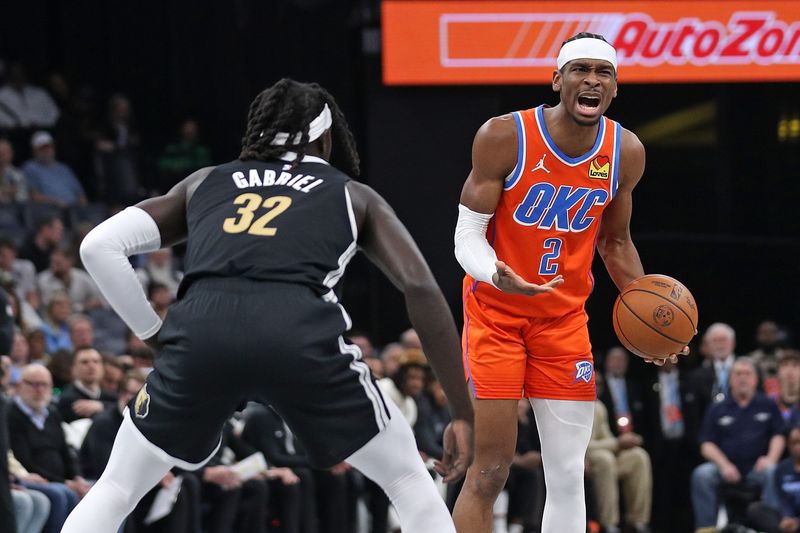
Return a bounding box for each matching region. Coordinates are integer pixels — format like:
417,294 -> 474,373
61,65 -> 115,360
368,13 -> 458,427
532,154 -> 550,173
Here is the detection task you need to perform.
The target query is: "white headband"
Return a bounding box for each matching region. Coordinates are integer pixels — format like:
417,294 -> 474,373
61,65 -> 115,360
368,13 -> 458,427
557,38 -> 618,72
268,103 -> 332,146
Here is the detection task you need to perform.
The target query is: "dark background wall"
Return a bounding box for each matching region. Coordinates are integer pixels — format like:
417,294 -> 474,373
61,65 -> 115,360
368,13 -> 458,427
3,0 -> 799,355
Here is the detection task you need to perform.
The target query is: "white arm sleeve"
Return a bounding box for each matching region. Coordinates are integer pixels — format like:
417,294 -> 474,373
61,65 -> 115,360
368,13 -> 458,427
454,204 -> 498,288
79,207 -> 163,340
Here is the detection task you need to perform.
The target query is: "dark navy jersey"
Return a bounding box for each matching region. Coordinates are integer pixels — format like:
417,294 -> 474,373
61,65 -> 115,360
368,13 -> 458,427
178,157 -> 356,299
699,393 -> 784,474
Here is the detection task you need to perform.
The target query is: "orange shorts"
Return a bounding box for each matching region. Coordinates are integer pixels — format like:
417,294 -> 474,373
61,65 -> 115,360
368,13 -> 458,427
462,287 -> 595,400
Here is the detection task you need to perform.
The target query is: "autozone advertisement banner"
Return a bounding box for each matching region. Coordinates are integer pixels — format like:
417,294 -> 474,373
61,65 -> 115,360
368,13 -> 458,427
382,1 -> 800,84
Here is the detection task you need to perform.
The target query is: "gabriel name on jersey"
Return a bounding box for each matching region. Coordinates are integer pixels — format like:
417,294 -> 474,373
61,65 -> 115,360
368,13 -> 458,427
231,167 -> 324,194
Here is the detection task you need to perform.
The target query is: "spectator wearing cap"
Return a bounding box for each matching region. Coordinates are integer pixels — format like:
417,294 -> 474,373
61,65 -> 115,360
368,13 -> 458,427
0,138 -> 28,203
378,348 -> 428,427
23,131 -> 86,208
37,248 -> 103,312
19,215 -> 64,273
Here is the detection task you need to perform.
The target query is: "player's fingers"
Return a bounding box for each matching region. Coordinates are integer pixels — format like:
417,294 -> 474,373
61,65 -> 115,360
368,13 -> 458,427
523,286 -> 553,296
543,276 -> 565,287
443,459 -> 466,483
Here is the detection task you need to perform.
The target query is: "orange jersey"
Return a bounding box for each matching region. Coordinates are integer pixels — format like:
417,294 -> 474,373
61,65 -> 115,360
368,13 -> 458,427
465,105 -> 621,318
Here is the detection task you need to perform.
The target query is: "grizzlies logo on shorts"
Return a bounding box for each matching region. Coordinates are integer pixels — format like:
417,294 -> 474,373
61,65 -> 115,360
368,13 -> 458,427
135,384 -> 150,419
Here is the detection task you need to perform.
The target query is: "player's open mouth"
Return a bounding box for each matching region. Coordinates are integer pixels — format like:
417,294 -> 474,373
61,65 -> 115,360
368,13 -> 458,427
577,94 -> 601,113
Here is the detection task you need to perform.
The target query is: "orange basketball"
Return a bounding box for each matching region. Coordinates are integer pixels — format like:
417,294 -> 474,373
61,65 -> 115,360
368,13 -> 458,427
612,274 -> 698,359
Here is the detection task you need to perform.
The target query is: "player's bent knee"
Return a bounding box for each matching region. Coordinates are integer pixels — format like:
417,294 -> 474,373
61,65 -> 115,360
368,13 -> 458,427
465,461 -> 512,500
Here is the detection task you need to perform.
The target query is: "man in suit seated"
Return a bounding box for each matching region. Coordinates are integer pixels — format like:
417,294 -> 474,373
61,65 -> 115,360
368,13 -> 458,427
8,365 -> 90,533
57,347 -> 117,422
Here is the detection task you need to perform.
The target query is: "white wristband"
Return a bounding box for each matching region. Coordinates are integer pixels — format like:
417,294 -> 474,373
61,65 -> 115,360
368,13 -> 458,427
80,207 -> 163,340
454,204 -> 498,288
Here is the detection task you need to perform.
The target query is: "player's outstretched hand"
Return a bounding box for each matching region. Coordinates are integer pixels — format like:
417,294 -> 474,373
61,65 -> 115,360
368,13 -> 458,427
492,261 -> 564,296
642,345 -> 690,366
434,419 -> 474,483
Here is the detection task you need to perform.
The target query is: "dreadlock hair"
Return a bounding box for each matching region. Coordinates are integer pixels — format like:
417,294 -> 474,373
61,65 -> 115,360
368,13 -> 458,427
239,78 -> 361,176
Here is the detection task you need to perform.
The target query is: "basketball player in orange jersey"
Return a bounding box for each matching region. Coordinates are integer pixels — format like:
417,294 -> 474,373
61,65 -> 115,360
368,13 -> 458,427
452,33 -> 682,533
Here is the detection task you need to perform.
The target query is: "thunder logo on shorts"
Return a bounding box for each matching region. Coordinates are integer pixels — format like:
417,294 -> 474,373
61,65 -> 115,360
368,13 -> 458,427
574,361 -> 593,383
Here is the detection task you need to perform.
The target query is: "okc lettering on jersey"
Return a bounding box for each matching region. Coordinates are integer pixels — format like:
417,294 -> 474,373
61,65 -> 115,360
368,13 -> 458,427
512,182 -> 609,232
231,168 -> 324,194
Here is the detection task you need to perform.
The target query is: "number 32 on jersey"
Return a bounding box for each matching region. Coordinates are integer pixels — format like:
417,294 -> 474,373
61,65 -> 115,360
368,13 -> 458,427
222,193 -> 292,236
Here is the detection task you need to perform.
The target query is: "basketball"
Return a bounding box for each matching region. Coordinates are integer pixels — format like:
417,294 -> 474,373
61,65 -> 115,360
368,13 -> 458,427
613,274 -> 698,359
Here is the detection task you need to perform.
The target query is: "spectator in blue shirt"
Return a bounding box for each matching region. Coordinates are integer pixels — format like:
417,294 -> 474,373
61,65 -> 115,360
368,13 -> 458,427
23,131 -> 86,208
691,357 -> 786,532
747,426 -> 800,533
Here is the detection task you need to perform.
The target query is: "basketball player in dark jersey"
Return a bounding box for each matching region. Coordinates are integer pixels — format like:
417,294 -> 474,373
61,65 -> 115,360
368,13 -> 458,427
61,79 -> 473,533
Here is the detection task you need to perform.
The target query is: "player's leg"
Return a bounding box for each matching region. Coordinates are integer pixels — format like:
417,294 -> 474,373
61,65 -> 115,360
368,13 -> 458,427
531,398 -> 594,533
452,399 -> 519,533
453,290 -> 528,533
61,414 -> 176,532
345,399 -> 456,533
524,311 -> 597,533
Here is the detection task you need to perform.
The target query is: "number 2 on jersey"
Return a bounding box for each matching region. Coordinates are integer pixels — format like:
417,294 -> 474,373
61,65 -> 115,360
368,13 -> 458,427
538,237 -> 562,275
222,193 -> 292,236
